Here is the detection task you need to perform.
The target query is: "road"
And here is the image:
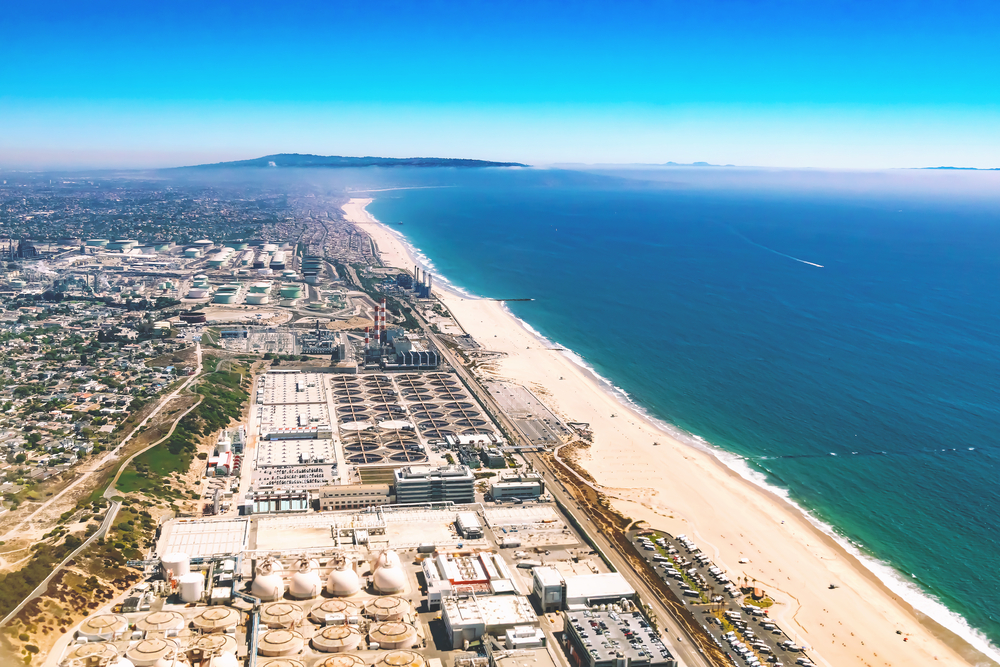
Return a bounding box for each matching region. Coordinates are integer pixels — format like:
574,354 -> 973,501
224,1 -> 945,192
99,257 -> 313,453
0,344 -> 205,630
421,317 -> 714,667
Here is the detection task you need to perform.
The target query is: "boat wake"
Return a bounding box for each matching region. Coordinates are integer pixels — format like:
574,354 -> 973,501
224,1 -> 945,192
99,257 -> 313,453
728,226 -> 824,268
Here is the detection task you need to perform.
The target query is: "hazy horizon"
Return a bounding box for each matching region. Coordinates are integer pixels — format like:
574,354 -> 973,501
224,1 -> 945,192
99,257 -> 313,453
2,0 -> 999,170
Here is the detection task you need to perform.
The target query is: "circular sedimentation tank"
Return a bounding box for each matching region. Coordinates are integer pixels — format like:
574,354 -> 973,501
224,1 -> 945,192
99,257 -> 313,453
311,598 -> 361,623
364,596 -> 408,621
192,606 -> 241,633
316,655 -> 366,667
347,452 -> 386,465
78,613 -> 129,640
135,610 -> 185,633
258,630 -> 305,657
191,633 -> 238,655
262,660 -> 306,667
313,625 -> 364,653
369,622 -> 418,649
260,602 -> 304,629
373,650 -> 425,667
125,638 -> 178,666
345,442 -> 380,453
64,642 -> 119,662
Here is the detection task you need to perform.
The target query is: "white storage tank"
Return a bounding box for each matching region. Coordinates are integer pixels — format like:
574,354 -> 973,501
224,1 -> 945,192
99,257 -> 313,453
246,294 -> 270,305
161,553 -> 190,578
288,558 -> 322,599
178,572 -> 205,603
326,559 -> 361,597
251,558 -> 285,601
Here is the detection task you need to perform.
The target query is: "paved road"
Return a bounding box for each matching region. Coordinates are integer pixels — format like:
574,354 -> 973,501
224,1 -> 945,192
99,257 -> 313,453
422,316 -> 714,667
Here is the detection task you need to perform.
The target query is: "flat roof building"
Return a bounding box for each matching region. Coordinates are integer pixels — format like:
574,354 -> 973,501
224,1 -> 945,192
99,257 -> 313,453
490,471 -> 545,502
441,595 -> 538,649
319,484 -> 393,511
563,609 -> 675,667
393,465 -> 475,505
564,573 -> 635,608
531,566 -> 565,613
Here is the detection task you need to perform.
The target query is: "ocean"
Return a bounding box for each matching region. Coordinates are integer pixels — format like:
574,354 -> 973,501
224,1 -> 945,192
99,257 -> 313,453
359,166 -> 1000,657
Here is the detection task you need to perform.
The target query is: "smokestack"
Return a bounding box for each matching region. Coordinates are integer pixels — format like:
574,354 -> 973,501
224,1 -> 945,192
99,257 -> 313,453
428,273 -> 432,293
364,326 -> 370,348
380,298 -> 388,344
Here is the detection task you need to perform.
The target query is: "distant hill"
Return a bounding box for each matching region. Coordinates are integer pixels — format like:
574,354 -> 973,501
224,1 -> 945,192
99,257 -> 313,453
921,166 -> 1000,170
179,153 -> 528,169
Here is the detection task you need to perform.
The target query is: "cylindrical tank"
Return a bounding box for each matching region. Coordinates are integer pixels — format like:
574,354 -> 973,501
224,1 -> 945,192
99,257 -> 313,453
310,599 -> 361,625
184,248 -> 201,258
185,289 -> 209,299
260,602 -> 304,629
125,638 -> 178,667
262,243 -> 278,252
178,572 -> 204,603
192,606 -> 240,633
257,630 -> 304,657
161,553 -> 190,578
313,625 -> 364,653
373,650 -> 425,667
251,558 -> 285,601
64,642 -> 119,662
194,239 -> 214,248
78,613 -> 129,641
369,622 -> 418,650
288,558 -> 322,599
280,283 -> 303,299
249,281 -> 271,293
364,597 -> 408,621
109,659 -> 136,667
136,610 -> 185,634
246,294 -> 270,305
326,559 -> 362,597
316,656 -> 366,667
86,239 -> 110,247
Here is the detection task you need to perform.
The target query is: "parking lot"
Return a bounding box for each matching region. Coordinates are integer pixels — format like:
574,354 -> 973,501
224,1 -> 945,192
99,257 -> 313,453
628,531 -> 817,667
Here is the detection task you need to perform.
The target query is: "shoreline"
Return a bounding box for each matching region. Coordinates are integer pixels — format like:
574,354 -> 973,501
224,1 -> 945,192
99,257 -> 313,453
343,196 -> 997,667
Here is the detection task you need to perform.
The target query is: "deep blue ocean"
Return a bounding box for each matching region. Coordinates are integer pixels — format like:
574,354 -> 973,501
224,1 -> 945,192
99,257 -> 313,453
358,166 -> 1000,654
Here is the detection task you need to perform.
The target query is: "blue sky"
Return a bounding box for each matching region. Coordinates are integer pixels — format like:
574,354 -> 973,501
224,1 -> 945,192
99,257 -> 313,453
2,0 -> 998,169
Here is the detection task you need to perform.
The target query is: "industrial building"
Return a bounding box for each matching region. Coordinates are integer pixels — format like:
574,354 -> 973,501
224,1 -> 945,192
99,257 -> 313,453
393,465 -> 476,505
531,566 -> 565,613
319,483 -> 394,511
456,512 -> 484,539
490,471 -> 545,502
441,595 -> 538,649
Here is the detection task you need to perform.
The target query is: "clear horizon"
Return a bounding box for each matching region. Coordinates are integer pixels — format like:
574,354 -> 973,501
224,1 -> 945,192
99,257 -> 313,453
2,0 -> 999,170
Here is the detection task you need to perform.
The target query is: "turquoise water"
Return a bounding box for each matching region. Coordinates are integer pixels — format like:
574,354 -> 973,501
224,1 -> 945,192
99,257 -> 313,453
364,167 -> 1000,655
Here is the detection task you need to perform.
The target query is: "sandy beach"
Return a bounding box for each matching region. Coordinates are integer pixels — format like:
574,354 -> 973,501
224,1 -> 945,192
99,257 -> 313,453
343,197 -> 989,667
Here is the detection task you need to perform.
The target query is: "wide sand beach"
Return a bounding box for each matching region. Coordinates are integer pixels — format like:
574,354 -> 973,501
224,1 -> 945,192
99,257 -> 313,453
343,197 -> 992,667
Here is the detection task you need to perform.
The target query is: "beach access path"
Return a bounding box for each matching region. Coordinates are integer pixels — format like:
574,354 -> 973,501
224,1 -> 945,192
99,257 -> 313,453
342,197 -> 989,667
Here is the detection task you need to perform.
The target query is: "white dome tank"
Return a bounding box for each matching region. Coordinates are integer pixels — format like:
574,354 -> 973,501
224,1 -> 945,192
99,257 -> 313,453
209,654 -> 240,667
161,553 -> 190,578
288,558 -> 322,599
178,572 -> 204,603
326,559 -> 361,597
251,558 -> 285,601
373,550 -> 401,570
372,556 -> 406,595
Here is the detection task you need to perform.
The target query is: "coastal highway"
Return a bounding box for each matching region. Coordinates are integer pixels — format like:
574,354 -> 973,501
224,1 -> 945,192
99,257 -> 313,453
422,320 -> 716,667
